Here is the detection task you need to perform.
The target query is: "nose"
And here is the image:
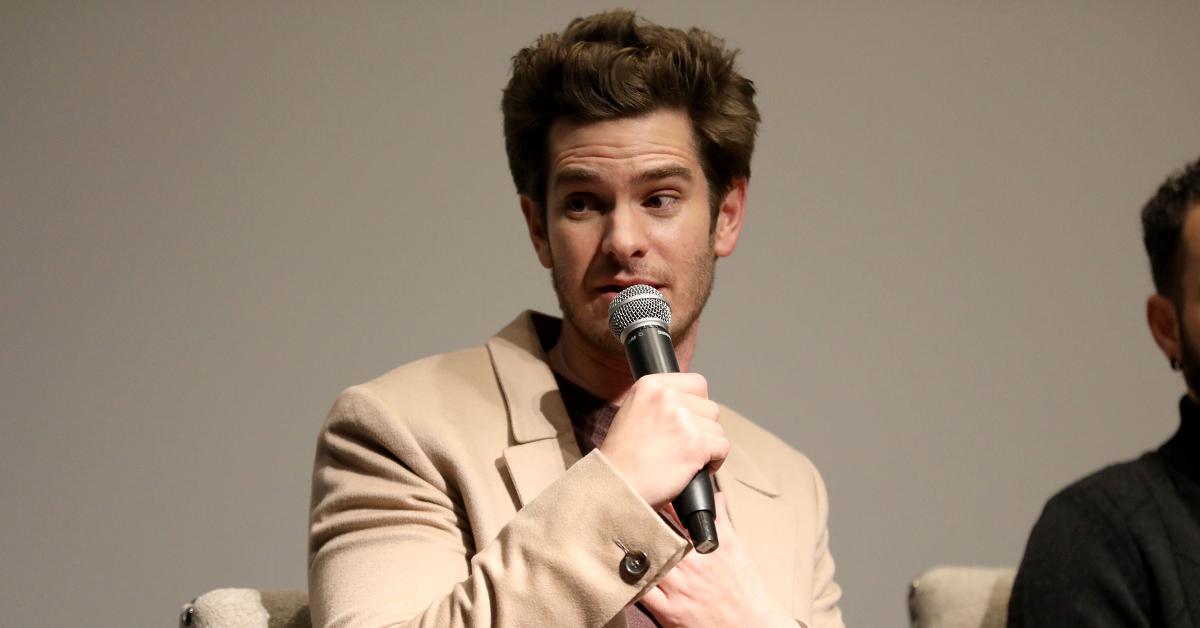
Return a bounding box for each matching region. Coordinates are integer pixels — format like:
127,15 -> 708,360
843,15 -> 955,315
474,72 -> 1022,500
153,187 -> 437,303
601,202 -> 649,263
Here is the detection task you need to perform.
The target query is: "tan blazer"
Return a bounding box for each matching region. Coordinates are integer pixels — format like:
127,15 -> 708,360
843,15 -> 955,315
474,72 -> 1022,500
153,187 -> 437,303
308,312 -> 843,628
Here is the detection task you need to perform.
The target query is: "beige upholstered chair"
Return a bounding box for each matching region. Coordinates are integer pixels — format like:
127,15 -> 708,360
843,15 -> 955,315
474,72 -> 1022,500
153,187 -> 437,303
182,567 -> 1015,628
180,589 -> 310,628
908,566 -> 1016,628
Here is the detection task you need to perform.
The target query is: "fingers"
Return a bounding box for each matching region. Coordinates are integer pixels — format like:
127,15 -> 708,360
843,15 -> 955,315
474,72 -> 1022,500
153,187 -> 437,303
604,371 -> 726,509
637,372 -> 709,399
676,392 -> 720,422
707,432 -> 731,470
662,503 -> 684,531
639,586 -> 671,617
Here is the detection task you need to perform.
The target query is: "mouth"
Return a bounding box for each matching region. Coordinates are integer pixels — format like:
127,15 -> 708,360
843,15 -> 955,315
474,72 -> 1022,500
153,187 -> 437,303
596,280 -> 665,303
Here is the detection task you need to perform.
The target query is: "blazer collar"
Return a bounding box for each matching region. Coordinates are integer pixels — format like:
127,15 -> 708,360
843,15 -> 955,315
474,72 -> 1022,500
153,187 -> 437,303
487,311 -> 777,500
717,445 -> 780,498
486,311 -> 572,444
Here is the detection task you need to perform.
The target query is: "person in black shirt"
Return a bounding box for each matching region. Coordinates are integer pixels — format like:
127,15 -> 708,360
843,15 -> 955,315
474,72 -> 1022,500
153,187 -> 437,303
1009,155 -> 1200,627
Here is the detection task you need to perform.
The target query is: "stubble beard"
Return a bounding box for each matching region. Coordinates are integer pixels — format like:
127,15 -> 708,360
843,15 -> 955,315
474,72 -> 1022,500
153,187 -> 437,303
550,241 -> 718,358
1178,311 -> 1200,398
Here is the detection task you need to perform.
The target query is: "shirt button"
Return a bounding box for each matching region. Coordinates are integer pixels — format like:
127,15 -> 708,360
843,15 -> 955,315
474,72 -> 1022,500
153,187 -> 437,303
621,550 -> 649,579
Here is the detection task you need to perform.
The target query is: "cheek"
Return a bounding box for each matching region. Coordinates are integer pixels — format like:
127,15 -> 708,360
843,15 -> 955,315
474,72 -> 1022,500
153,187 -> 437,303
549,230 -> 596,275
1186,311 -> 1200,340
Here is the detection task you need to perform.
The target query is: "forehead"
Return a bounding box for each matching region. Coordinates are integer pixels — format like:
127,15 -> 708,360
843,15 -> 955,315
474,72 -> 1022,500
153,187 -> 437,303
546,109 -> 701,178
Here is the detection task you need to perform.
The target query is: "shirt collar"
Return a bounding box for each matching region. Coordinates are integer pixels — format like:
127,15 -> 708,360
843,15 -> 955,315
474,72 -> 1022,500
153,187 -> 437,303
1162,395 -> 1200,481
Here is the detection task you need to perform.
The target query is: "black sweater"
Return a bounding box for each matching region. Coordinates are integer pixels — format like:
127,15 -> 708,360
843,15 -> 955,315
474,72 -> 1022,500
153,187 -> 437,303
1009,396 -> 1200,627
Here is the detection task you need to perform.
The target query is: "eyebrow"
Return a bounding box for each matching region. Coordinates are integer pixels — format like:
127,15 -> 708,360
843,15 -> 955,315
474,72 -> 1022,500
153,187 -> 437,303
635,165 -> 693,185
551,164 -> 694,188
552,167 -> 601,187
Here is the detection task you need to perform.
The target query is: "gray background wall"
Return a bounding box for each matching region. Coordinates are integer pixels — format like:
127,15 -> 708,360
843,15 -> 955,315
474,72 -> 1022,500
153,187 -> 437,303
4,2 -> 1200,626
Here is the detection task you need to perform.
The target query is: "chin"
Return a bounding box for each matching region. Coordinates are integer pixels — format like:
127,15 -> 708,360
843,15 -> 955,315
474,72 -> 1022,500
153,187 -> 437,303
579,313 -> 624,356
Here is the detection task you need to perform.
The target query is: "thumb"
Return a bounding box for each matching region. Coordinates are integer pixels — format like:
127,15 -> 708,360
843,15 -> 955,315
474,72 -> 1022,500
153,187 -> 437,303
661,502 -> 684,532
639,586 -> 672,620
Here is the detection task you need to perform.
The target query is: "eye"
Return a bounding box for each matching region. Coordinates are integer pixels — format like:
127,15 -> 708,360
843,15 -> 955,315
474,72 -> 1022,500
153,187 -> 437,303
564,195 -> 595,214
644,194 -> 678,210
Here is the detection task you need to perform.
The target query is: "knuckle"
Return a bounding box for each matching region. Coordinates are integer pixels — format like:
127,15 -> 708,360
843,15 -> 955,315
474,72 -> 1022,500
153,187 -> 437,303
672,405 -> 692,431
682,429 -> 704,457
633,377 -> 657,395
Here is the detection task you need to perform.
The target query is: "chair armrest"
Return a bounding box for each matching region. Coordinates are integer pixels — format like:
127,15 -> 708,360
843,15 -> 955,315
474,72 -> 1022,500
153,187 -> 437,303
181,588 -> 310,628
908,566 -> 1015,628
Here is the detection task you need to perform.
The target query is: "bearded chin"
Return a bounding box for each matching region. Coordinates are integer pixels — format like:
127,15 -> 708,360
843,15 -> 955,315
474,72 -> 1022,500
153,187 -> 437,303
1179,316 -> 1200,398
548,252 -> 717,359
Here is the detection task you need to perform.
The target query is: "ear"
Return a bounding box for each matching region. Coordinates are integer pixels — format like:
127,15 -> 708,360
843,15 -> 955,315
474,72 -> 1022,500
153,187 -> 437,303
520,195 -> 553,269
1147,293 -> 1181,366
713,177 -> 748,258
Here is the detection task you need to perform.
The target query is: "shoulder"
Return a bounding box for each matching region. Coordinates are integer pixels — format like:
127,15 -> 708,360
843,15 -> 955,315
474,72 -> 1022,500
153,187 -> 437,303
1041,455 -> 1160,525
717,403 -> 827,497
357,345 -> 496,409
719,404 -> 815,464
1009,455 -> 1164,624
321,345 -> 504,448
1015,455 -> 1162,580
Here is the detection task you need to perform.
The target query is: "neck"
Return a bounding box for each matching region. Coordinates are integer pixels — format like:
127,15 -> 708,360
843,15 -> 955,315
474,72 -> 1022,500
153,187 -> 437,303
548,317 -> 699,404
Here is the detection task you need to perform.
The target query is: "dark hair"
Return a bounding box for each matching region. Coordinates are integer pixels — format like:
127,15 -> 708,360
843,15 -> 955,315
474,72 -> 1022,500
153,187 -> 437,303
501,9 -> 760,225
1142,155 -> 1200,298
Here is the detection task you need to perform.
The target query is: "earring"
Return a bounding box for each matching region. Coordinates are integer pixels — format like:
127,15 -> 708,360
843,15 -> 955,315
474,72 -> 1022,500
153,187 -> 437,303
1171,357 -> 1182,371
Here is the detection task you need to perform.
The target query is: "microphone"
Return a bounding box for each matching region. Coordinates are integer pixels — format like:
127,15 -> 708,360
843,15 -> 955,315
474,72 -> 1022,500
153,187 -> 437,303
608,284 -> 719,554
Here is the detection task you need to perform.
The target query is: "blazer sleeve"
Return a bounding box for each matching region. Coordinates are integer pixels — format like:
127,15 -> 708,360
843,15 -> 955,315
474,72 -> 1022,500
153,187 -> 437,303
308,386 -> 690,628
804,461 -> 844,628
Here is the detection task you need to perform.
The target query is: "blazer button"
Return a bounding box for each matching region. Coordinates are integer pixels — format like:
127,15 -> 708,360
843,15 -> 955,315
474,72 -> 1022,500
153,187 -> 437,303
621,550 -> 649,579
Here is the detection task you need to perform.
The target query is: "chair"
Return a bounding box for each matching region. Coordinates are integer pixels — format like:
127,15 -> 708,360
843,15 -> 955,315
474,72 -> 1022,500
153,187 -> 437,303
180,589 -> 310,628
908,566 -> 1016,628
182,567 -> 1015,628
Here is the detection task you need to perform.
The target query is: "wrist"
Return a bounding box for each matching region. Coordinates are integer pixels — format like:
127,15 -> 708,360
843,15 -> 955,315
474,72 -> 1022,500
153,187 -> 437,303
594,448 -> 652,506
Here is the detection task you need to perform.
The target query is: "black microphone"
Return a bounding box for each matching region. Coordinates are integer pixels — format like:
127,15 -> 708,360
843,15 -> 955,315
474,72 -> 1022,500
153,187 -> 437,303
608,284 -> 718,554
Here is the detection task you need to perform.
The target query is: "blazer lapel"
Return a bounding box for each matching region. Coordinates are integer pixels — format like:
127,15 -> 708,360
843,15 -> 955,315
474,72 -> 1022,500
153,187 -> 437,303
487,312 -> 628,628
717,442 -> 795,605
488,312 -> 582,508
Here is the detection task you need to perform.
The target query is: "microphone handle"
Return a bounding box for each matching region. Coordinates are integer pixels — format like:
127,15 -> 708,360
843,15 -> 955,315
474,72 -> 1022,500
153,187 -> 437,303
623,324 -> 719,554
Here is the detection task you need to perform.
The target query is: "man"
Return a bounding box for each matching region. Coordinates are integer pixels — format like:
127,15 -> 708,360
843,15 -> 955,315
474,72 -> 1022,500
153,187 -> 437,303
308,11 -> 843,628
1008,155 -> 1200,627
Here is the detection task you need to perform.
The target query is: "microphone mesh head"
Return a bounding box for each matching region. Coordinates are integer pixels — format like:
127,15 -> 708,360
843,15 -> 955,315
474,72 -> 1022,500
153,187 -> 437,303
607,284 -> 671,338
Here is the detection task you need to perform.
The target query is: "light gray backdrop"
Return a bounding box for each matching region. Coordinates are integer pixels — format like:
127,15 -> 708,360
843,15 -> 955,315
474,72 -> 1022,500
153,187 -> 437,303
4,2 -> 1200,626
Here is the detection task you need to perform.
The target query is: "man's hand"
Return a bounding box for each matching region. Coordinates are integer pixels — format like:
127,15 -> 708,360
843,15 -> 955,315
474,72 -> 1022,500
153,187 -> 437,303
599,373 -> 729,510
640,493 -> 798,628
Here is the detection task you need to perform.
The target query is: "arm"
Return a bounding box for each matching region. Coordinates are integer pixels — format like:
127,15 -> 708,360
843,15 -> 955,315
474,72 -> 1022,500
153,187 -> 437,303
308,386 -> 689,628
1007,489 -> 1151,628
805,462 -> 843,628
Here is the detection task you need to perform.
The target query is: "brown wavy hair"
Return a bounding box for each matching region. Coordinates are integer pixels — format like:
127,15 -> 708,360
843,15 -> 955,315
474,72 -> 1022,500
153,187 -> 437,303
501,10 -> 760,226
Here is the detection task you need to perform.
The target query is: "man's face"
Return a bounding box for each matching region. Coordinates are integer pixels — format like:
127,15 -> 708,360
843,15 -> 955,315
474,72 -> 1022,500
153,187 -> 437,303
522,108 -> 743,355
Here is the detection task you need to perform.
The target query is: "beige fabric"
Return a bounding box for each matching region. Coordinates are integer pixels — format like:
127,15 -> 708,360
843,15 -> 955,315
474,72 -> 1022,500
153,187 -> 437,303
182,589 -> 310,628
908,566 -> 1016,628
308,311 -> 843,628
